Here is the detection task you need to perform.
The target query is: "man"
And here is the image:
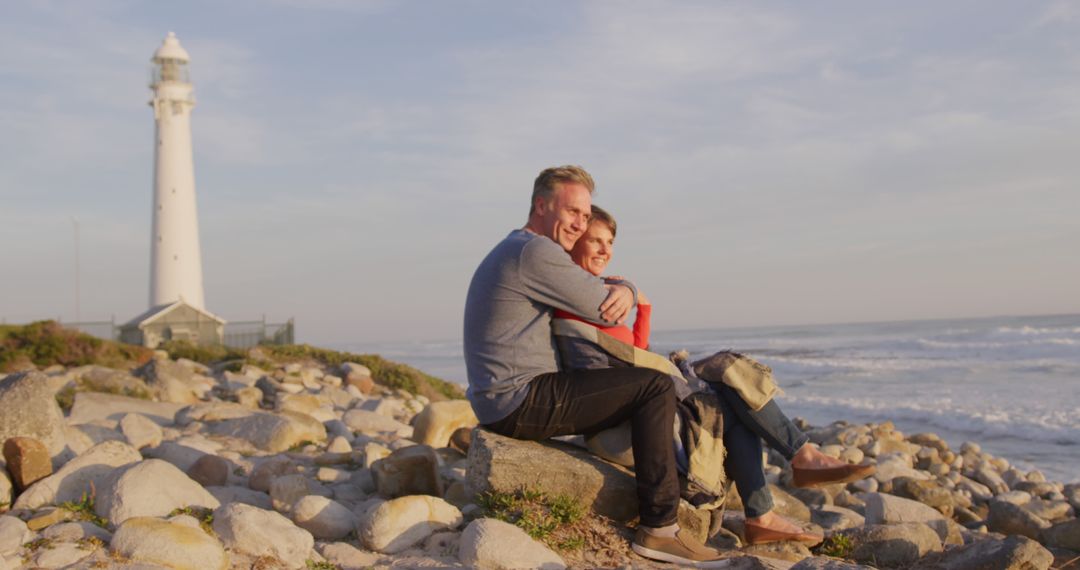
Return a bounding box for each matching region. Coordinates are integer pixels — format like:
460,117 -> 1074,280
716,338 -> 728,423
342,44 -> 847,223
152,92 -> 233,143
463,165 -> 725,566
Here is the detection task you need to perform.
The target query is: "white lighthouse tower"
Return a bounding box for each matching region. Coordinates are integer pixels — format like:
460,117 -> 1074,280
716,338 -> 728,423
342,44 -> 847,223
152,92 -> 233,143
148,32 -> 205,311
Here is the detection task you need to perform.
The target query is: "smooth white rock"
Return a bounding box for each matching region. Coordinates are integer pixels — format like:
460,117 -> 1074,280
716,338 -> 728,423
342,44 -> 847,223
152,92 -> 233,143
458,518 -> 566,570
95,459 -> 220,526
110,517 -> 227,570
292,495 -> 356,540
357,495 -> 463,554
119,413 -> 163,450
0,516 -> 32,556
212,503 -> 314,570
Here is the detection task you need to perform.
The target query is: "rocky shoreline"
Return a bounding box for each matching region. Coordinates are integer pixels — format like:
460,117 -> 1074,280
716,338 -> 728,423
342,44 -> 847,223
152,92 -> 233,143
0,351 -> 1077,569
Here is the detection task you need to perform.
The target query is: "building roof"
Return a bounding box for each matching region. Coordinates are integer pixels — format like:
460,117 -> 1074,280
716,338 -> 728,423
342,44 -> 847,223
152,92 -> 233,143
122,300 -> 226,328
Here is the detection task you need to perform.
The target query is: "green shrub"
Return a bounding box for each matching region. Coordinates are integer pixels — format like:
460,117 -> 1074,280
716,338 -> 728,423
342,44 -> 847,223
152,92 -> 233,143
0,321 -> 151,372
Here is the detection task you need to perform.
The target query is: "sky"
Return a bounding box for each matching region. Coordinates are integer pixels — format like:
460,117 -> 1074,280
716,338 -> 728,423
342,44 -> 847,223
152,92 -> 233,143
1,1 -> 1078,345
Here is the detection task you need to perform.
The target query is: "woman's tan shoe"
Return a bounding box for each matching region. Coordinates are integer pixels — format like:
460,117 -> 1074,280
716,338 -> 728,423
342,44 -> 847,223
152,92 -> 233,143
791,462 -> 876,488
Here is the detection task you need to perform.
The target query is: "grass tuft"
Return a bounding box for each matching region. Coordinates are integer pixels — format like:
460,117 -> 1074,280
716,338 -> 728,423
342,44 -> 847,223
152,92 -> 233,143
58,487 -> 109,529
816,533 -> 855,558
478,488 -> 587,551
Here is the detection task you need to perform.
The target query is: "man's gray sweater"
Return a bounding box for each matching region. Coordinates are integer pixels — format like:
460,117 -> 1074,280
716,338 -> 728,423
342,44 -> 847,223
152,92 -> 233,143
463,229 -> 630,424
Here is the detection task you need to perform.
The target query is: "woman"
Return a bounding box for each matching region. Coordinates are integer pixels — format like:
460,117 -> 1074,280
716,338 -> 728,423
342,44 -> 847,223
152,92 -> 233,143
556,206 -> 874,545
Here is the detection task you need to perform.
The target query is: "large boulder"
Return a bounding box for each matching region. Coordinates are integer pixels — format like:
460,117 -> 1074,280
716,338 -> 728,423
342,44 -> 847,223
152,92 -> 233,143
864,492 -> 960,545
95,459 -> 220,525
458,518 -> 566,570
213,503 -> 314,569
411,400 -> 478,448
987,499 -> 1052,539
13,440 -> 142,509
914,534 -> 1053,569
206,411 -> 327,453
110,517 -> 227,570
0,371 -> 67,459
1041,518 -> 1080,551
357,495 -> 462,554
67,392 -> 185,426
467,428 -> 638,521
844,522 -> 942,568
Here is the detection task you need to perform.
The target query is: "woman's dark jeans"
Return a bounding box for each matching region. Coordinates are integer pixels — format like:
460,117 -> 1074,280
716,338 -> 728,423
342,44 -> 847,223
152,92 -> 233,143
483,367 -> 680,528
714,383 -> 809,518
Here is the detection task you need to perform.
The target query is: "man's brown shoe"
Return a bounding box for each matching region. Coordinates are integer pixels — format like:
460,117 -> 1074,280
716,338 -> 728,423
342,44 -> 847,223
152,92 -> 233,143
792,462 -> 876,488
744,519 -> 824,546
632,528 -> 728,568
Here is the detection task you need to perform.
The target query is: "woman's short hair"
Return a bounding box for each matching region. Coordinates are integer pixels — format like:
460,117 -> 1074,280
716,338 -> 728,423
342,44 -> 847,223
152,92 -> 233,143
590,205 -> 617,238
530,165 -> 596,215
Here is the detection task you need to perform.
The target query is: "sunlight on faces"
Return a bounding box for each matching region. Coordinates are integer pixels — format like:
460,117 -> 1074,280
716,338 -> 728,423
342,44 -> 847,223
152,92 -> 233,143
571,220 -> 614,276
531,182 -> 592,252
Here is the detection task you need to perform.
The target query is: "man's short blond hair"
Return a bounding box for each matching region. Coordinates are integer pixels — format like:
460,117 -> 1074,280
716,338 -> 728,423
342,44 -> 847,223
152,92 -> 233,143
530,165 -> 596,215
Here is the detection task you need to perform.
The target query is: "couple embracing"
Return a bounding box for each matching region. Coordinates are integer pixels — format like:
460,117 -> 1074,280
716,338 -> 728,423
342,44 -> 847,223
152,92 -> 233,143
463,165 -> 873,567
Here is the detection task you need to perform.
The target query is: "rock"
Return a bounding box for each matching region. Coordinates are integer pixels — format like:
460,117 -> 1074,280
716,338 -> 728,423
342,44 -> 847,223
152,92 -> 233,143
372,444 -> 443,498
2,437 -> 52,491
874,454 -> 931,484
996,490 -> 1033,505
342,409 -> 411,437
915,534 -> 1053,569
341,363 -> 374,394
26,541 -> 95,568
0,469 -> 11,509
973,464 -> 1010,495
466,429 -> 639,521
1024,498 -> 1071,521
118,413 -> 163,449
810,505 -> 864,533
206,411 -> 327,453
292,495 -> 355,540
235,386 -> 263,409
318,541 -> 381,569
326,436 -> 352,454
987,500 -> 1052,539
68,392 -> 184,426
450,427 -> 473,453
41,521 -> 112,543
206,486 -> 273,510
187,454 -> 230,487
957,475 -> 995,503
744,540 -> 813,563
213,503 -> 314,569
361,442 -> 392,468
0,516 -> 32,556
25,507 -> 72,530
277,393 -> 323,415
791,559 -> 875,569
270,474 -> 318,513
864,492 -> 959,544
110,517 -> 227,570
13,440 -> 142,510
1041,518 -> 1080,551
317,467 -> 350,484
411,400 -> 478,448
770,484 -> 812,522
357,495 -> 462,554
249,456 -> 303,492
0,371 -> 67,459
95,459 -> 220,525
892,477 -> 955,516
133,358 -> 200,404
844,522 -> 942,568
458,518 -> 565,569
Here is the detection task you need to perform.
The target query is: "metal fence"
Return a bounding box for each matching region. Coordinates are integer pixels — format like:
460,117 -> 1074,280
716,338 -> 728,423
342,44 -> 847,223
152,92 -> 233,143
61,316 -> 295,349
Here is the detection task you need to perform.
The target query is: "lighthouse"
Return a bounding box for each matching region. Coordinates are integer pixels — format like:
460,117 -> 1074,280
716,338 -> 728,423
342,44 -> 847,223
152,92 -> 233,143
148,32 -> 205,311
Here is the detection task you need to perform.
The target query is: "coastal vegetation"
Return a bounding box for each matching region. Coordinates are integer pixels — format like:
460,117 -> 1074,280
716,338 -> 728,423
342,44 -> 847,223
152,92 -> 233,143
0,320 -> 462,400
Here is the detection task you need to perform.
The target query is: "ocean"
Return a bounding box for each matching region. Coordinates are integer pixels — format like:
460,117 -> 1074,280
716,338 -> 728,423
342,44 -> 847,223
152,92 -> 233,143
333,313 -> 1080,483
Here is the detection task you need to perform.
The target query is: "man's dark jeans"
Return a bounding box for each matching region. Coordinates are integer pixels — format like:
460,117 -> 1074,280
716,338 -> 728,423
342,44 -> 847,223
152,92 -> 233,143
483,367 -> 679,528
